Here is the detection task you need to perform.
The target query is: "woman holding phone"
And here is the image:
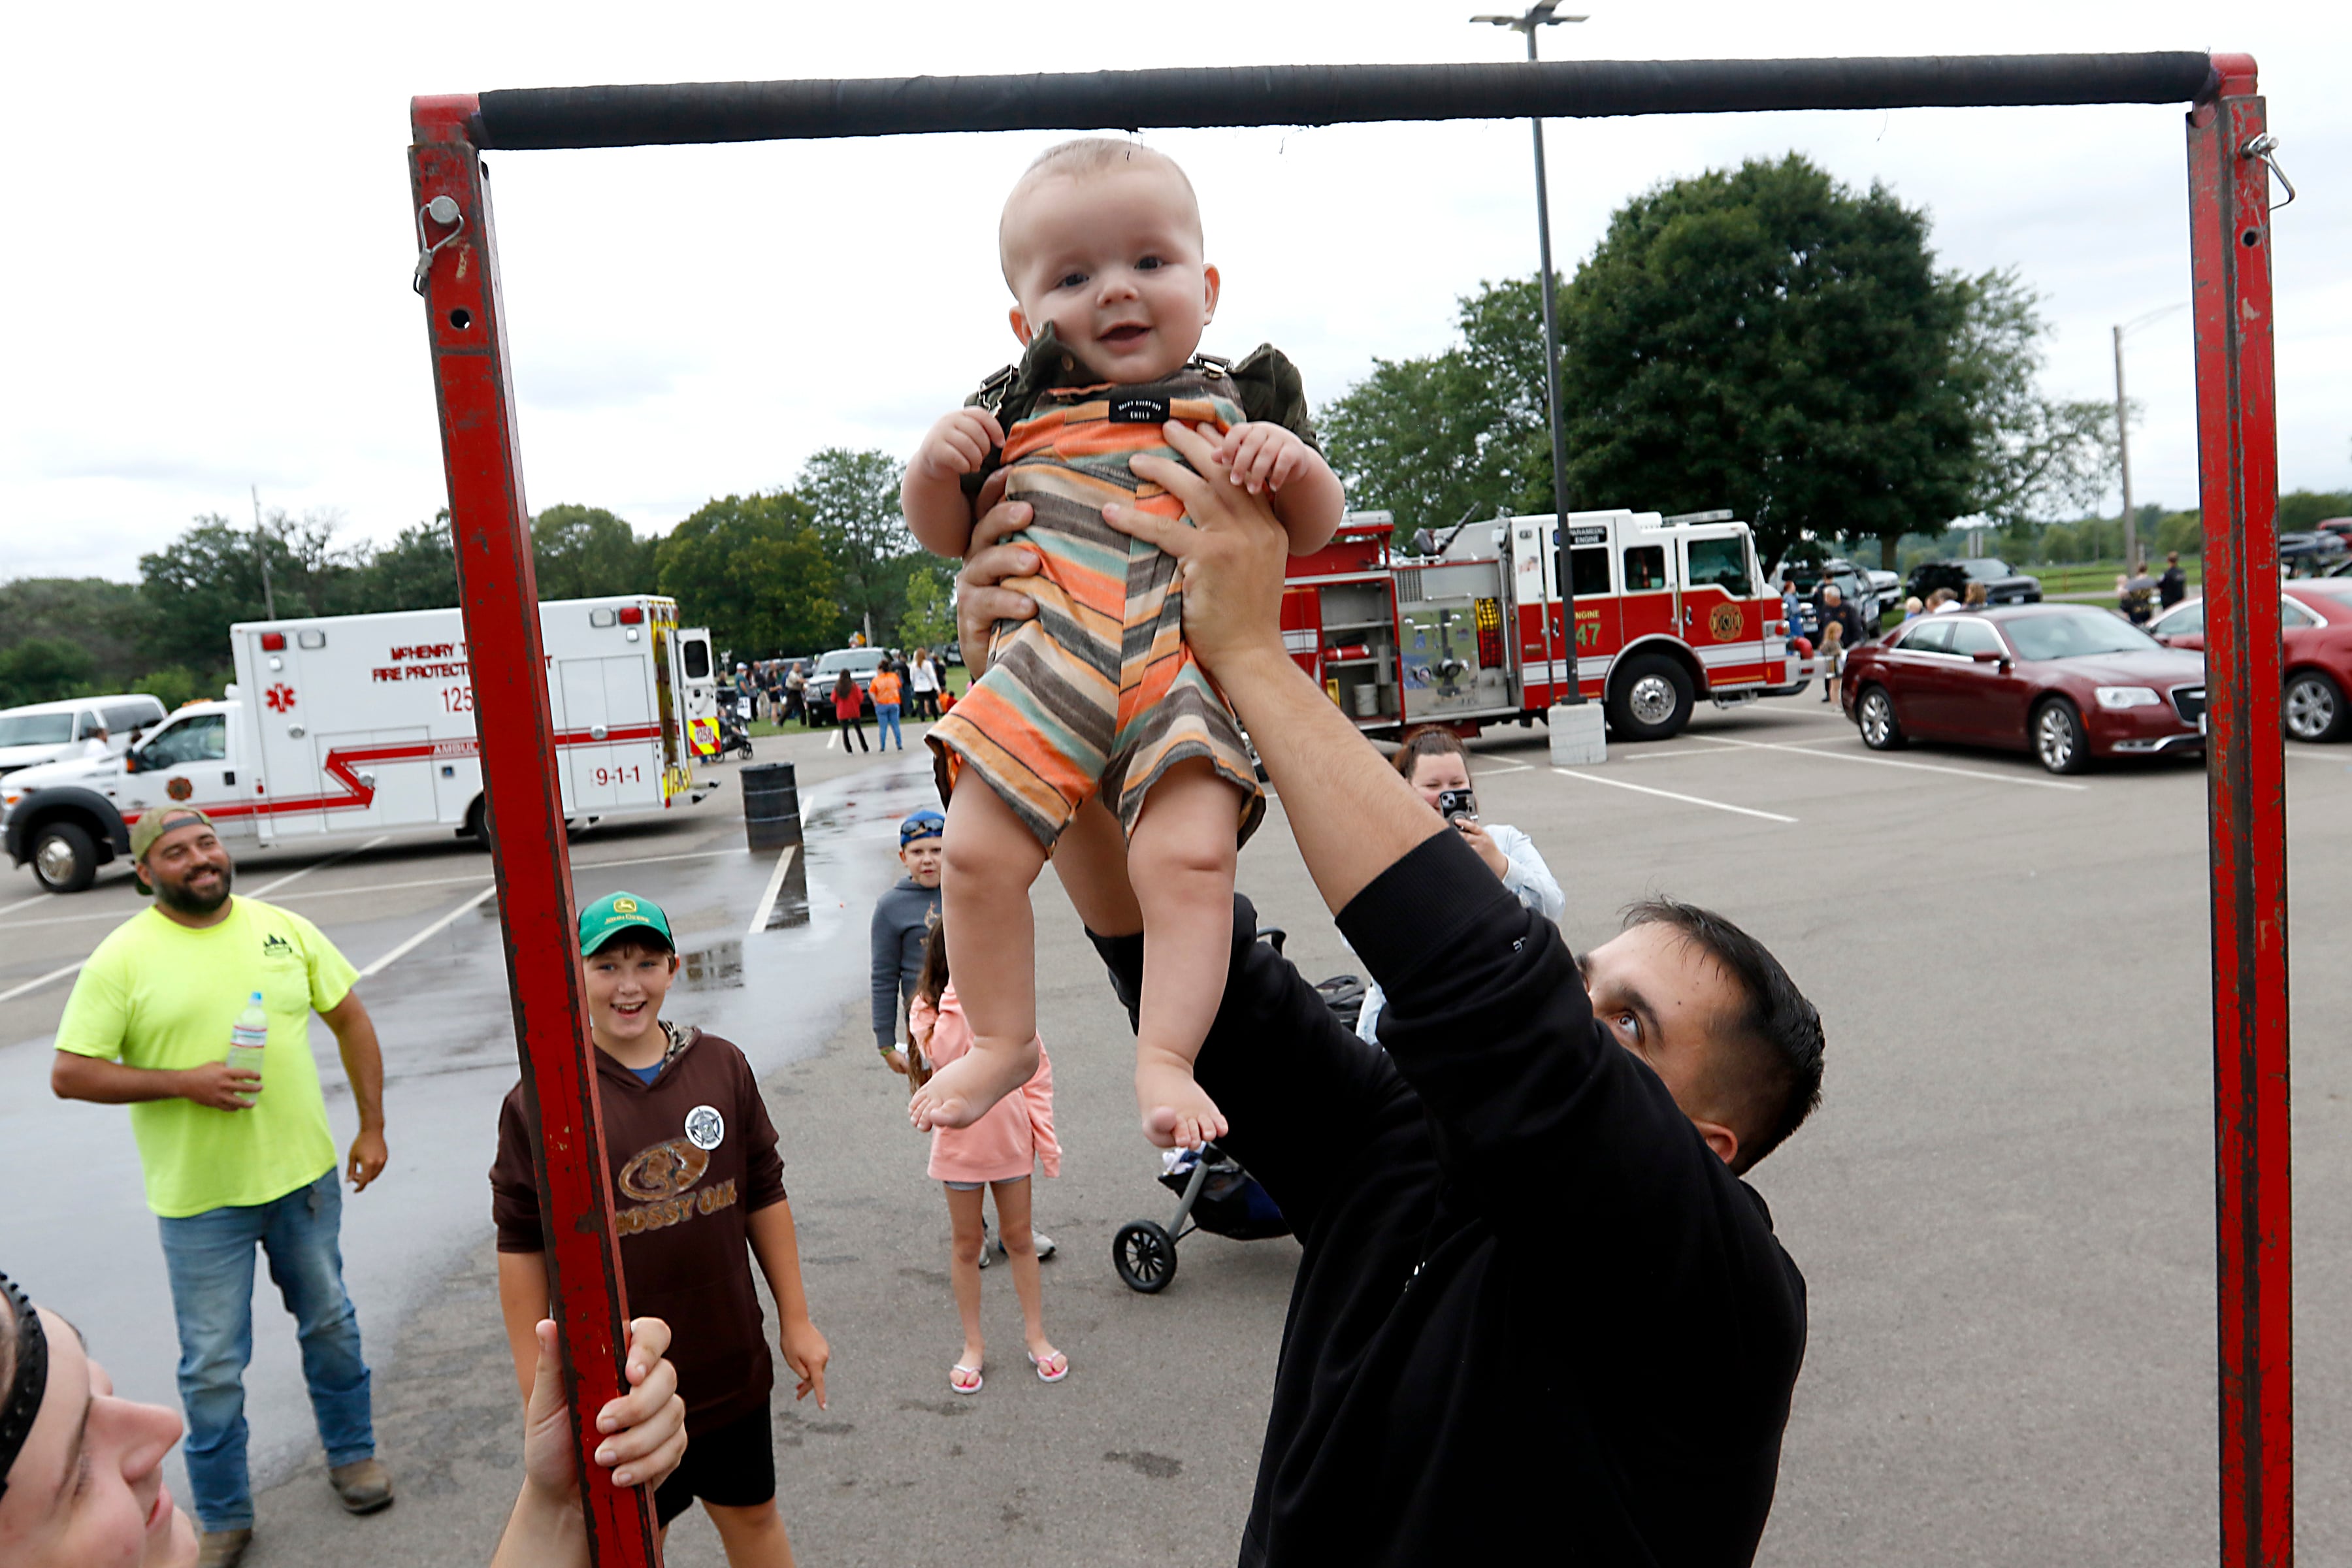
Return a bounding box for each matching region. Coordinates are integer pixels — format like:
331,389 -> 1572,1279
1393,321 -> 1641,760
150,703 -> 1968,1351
1356,728 -> 1563,1045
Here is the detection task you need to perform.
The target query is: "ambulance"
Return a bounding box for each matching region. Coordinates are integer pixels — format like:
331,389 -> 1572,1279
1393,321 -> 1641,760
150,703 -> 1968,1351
1282,509 -> 1806,743
2,595 -> 711,893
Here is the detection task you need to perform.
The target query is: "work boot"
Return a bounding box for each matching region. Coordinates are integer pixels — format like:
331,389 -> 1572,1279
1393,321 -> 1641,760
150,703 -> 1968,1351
198,1528 -> 253,1568
329,1457 -> 396,1514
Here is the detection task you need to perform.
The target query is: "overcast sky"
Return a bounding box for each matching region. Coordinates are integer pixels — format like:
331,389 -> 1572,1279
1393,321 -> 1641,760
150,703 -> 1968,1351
4,1 -> 2345,583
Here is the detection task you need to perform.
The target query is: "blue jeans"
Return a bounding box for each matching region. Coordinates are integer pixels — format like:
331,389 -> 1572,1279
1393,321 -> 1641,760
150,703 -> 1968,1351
157,1169 -> 374,1531
875,701 -> 903,749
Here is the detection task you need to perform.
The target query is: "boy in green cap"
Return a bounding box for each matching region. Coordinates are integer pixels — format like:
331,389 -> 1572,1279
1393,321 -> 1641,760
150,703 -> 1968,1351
489,890 -> 828,1567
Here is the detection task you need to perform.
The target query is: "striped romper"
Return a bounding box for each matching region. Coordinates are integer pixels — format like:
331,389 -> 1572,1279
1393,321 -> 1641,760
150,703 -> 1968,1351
929,336 -> 1313,851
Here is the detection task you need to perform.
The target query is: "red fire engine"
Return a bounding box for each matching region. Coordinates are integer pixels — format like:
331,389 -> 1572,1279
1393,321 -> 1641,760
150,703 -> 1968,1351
1281,509 -> 1806,742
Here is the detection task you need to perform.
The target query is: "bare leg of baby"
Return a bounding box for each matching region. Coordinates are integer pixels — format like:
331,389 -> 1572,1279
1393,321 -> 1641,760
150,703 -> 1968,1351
907,773 -> 1046,1132
1124,758 -> 1241,1149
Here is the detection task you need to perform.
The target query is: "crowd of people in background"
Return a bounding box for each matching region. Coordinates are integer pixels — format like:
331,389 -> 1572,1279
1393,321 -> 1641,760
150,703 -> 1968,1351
715,649 -> 952,736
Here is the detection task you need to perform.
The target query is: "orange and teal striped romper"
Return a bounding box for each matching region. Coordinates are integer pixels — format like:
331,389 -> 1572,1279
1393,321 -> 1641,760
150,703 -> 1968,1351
928,336 -> 1315,851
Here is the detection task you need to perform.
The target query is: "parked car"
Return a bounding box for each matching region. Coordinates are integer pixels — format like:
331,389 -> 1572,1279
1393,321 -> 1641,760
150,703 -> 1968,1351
804,645 -> 900,723
1866,567 -> 1902,608
1839,605 -> 2204,774
1905,557 -> 2044,607
1772,555 -> 1884,635
2279,531 -> 2348,578
2149,580 -> 2352,742
0,694 -> 167,779
2315,517 -> 2352,548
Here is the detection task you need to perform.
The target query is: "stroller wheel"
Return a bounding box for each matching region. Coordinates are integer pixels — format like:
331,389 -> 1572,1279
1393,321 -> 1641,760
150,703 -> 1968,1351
1112,1220 -> 1177,1294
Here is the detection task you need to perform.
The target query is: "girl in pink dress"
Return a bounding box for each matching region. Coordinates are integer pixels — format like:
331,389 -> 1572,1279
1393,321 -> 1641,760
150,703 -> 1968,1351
909,924 -> 1065,1393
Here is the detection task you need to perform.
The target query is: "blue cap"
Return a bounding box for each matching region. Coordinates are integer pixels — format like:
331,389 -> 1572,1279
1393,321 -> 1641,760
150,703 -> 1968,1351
899,809 -> 945,846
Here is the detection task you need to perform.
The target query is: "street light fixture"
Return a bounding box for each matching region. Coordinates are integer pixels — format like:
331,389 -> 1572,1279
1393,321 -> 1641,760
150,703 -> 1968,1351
1474,3 -> 1601,759
2112,302 -> 2185,574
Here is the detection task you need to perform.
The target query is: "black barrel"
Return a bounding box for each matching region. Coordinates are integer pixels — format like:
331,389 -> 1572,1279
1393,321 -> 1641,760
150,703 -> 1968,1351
742,762 -> 802,851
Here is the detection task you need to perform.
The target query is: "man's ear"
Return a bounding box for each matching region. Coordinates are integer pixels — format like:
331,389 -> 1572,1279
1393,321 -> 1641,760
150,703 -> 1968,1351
1009,304 -> 1035,347
1200,263 -> 1220,325
1690,1116 -> 1740,1169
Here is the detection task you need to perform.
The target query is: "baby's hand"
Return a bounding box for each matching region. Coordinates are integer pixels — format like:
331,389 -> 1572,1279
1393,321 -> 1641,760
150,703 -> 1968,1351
915,407 -> 1007,483
1213,421 -> 1313,497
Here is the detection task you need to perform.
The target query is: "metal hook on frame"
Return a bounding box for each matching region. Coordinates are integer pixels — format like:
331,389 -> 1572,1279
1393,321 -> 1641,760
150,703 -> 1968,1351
2240,133 -> 2296,211
412,195 -> 465,295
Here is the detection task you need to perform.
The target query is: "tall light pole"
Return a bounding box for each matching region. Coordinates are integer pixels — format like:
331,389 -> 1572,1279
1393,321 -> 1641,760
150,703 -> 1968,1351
2112,302 -> 2185,574
1473,3 -> 1600,757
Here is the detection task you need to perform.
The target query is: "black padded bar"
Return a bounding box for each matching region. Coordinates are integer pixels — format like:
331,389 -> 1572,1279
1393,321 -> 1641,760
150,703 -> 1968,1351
472,52 -> 2217,151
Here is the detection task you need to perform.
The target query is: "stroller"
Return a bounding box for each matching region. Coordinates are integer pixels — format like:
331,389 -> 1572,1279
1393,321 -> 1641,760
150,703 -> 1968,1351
1109,928 -> 1365,1294
716,701 -> 757,761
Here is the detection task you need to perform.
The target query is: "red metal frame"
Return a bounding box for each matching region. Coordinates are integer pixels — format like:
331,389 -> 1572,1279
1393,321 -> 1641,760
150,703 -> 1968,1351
2187,55 -> 2291,1568
410,51 -> 2291,1567
408,95 -> 661,1564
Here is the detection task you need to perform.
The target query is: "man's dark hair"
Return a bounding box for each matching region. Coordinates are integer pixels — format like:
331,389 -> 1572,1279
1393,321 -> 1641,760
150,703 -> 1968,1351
1623,898 -> 1823,1173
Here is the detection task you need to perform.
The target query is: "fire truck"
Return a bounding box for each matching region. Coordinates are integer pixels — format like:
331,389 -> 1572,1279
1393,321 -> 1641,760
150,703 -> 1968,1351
1282,509 -> 1806,742
1,595 -> 713,893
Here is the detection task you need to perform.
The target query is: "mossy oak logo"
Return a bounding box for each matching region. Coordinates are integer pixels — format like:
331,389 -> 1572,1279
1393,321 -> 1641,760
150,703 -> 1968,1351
612,1135 -> 737,1238
166,777 -> 195,801
1708,604 -> 1744,642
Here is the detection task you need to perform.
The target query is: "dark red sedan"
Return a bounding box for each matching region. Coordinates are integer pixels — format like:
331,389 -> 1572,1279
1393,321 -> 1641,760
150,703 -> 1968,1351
2148,580 -> 2352,742
1840,605 -> 2206,774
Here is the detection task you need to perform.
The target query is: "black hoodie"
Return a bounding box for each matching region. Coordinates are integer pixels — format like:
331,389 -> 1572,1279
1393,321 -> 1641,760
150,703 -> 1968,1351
1090,832 -> 1806,1567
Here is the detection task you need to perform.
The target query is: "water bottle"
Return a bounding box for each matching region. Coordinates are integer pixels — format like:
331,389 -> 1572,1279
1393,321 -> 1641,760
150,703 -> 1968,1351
227,991 -> 267,1091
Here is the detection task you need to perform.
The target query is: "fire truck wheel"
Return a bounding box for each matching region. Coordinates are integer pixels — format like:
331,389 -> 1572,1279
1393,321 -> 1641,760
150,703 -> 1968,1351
1607,655 -> 1694,742
1856,687 -> 1907,750
31,820 -> 98,894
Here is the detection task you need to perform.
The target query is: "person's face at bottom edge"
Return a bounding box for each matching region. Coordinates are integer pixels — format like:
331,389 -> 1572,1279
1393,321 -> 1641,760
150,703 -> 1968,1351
1575,923 -> 1745,1169
0,1305 -> 195,1568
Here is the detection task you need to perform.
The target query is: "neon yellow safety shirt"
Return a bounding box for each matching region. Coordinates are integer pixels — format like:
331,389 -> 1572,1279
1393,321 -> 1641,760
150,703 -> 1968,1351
56,898 -> 358,1218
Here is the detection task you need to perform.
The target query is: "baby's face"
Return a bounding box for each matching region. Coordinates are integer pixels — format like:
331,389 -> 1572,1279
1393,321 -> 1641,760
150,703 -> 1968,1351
1001,162 -> 1218,384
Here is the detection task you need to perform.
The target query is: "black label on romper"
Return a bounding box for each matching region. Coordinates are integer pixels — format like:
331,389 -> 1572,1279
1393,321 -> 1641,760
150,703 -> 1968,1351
1109,393 -> 1171,424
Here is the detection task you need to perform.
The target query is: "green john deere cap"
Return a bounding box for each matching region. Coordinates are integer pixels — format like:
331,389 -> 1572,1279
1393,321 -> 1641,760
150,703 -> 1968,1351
578,890 -> 674,955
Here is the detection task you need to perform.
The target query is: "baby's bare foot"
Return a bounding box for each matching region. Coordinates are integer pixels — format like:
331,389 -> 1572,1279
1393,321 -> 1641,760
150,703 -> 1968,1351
910,1037 -> 1038,1132
1137,1060 -> 1228,1149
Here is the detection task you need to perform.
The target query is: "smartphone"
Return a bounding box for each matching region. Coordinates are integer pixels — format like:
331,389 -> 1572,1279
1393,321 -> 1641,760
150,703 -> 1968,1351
1436,788 -> 1477,824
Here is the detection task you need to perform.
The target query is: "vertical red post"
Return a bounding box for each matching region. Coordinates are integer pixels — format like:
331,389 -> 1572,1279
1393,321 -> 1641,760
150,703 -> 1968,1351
2186,54 -> 2291,1568
408,95 -> 661,1565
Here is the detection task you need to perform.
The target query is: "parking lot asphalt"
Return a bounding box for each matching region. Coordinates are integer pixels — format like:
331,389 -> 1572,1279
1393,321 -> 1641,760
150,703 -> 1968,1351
6,700 -> 2350,1565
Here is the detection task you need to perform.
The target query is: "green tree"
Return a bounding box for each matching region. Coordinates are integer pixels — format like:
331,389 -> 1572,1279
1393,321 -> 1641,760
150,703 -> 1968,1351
2279,489 -> 2352,531
1953,270 -> 2117,536
137,510 -> 361,674
1318,347 -> 1533,546
0,638 -> 97,706
798,448 -> 914,644
1550,155 -> 1984,568
348,514 -> 459,613
898,559 -> 958,652
656,492 -> 839,656
532,504 -> 659,599
0,578 -> 144,689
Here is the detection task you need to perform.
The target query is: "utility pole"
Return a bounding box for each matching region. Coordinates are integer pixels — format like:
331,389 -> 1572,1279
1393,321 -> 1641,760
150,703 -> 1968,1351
251,484 -> 278,620
2112,303 -> 2185,574
1473,2 -> 1605,762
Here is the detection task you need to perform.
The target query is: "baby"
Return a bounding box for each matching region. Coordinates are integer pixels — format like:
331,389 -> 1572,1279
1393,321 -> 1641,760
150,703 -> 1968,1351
900,139 -> 1345,1148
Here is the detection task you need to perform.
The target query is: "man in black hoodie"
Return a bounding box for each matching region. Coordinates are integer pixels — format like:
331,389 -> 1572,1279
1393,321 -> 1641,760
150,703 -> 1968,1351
959,448 -> 1825,1567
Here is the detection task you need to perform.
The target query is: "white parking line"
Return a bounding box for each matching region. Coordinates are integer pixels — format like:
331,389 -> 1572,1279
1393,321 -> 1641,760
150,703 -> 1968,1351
248,836 -> 391,898
1690,736 -> 2091,792
0,960 -> 86,1005
359,885 -> 500,980
1552,768 -> 1797,823
1473,757 -> 1535,775
746,845 -> 800,935
0,894 -> 52,919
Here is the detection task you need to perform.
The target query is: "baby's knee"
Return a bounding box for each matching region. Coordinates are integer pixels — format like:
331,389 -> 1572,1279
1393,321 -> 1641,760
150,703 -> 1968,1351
1129,824 -> 1235,887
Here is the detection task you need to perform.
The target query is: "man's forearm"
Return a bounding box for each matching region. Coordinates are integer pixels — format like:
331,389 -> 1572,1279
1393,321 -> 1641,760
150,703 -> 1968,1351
329,1016 -> 387,1130
50,1051 -> 189,1105
1218,645 -> 1448,915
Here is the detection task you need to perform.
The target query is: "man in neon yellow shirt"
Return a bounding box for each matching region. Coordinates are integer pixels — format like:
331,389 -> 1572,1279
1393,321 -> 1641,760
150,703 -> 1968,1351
50,808 -> 394,1568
